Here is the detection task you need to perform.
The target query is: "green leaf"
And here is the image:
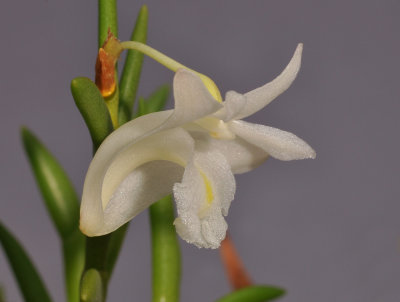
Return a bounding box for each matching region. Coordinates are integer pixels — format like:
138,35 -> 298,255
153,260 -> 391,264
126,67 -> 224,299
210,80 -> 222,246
98,0 -> 118,48
143,84 -> 170,115
0,285 -> 6,302
215,285 -> 285,302
70,77 -> 113,151
135,84 -> 170,118
21,127 -> 84,302
119,5 -> 148,126
80,269 -> 103,302
149,196 -> 181,302
21,127 -> 80,239
0,222 -> 52,302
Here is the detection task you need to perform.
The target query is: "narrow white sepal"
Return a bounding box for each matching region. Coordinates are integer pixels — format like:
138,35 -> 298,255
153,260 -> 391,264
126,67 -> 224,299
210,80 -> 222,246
235,43 -> 303,120
229,120 -> 316,161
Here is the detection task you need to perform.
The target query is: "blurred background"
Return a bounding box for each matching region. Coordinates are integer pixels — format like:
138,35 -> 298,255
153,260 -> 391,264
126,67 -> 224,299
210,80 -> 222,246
1,0 -> 400,301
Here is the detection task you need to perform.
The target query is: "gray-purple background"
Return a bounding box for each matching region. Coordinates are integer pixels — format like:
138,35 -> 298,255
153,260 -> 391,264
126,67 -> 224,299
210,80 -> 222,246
1,0 -> 399,301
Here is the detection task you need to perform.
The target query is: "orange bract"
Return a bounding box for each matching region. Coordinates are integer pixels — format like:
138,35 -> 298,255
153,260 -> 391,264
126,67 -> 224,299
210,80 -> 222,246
95,48 -> 116,98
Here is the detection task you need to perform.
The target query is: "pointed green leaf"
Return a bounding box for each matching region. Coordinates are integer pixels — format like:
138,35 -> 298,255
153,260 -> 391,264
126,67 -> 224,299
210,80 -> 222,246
21,127 -> 84,302
98,0 -> 118,48
119,5 -> 148,126
149,196 -> 181,302
21,127 -> 80,239
0,222 -> 52,302
71,77 -> 113,151
80,269 -> 103,302
215,285 -> 285,302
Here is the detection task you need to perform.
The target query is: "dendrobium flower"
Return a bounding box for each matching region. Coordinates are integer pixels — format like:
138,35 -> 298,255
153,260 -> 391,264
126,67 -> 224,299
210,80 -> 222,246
80,70 -> 236,248
79,41 -> 315,249
184,43 -> 316,174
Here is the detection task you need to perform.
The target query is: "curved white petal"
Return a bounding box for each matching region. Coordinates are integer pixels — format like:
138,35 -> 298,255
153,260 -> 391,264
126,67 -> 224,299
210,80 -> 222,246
235,44 -> 303,120
173,151 -> 235,249
103,161 -> 183,233
229,120 -> 316,161
190,131 -> 268,174
80,128 -> 195,236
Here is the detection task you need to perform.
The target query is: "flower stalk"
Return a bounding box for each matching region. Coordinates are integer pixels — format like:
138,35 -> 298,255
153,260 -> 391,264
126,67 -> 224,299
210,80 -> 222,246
149,196 -> 181,302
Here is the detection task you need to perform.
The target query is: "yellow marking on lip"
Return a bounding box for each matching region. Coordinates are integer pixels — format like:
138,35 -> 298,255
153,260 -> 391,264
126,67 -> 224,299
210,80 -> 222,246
200,171 -> 214,205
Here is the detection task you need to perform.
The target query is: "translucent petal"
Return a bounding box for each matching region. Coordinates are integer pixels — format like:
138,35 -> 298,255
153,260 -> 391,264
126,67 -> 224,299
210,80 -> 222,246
190,131 -> 268,174
235,44 -> 303,120
173,151 -> 236,249
80,128 -> 194,236
229,120 -> 316,161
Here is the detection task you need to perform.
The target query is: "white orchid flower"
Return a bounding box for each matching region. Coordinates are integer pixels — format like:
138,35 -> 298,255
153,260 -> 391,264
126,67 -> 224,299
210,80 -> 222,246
80,39 -> 315,249
182,43 -> 316,174
80,70 -> 236,248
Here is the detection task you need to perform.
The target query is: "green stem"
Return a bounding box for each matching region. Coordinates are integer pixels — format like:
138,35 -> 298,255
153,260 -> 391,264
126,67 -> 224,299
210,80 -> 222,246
98,0 -> 118,48
80,3 -> 119,301
63,230 -> 85,302
105,224 -> 129,275
149,196 -> 181,302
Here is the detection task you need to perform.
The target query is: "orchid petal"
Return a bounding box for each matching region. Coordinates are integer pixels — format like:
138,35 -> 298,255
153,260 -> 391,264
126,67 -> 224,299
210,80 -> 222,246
229,120 -> 316,161
161,68 -> 223,129
213,91 -> 247,122
173,151 -> 235,249
234,44 -> 303,120
191,132 -> 268,174
80,128 -> 194,236
102,161 -> 183,233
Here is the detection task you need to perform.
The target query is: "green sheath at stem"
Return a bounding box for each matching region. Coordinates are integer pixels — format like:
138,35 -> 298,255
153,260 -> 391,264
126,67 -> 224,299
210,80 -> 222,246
150,196 -> 181,302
